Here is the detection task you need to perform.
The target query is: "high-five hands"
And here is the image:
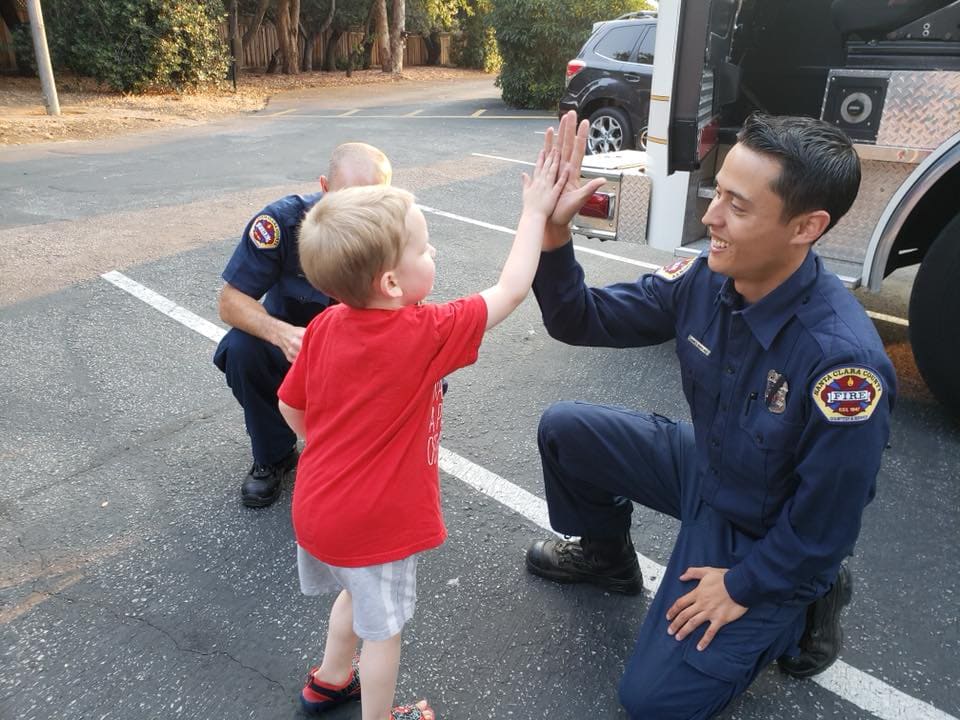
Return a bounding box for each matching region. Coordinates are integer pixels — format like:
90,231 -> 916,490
521,148 -> 569,218
540,110 -> 607,249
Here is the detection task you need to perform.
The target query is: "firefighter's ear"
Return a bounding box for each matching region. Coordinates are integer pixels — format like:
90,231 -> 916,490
791,210 -> 831,246
319,175 -> 329,192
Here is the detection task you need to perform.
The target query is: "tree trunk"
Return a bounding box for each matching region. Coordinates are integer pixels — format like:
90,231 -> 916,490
266,48 -> 282,74
302,30 -> 316,71
228,0 -> 242,79
241,0 -> 270,48
323,28 -> 342,72
305,0 -> 335,72
276,0 -> 301,75
424,31 -> 442,66
388,0 -> 405,75
0,0 -> 23,32
373,0 -> 389,73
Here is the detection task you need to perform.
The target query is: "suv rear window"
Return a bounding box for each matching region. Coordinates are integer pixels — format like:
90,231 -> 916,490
633,26 -> 656,64
593,25 -> 643,62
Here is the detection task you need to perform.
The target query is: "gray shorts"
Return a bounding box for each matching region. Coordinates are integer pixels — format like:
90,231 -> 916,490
297,545 -> 418,641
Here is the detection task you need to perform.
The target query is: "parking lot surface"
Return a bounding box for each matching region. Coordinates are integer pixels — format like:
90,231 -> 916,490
2,78 -> 958,720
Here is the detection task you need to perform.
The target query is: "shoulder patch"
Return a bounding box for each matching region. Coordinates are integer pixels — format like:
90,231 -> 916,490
811,366 -> 884,424
654,257 -> 694,282
249,214 -> 281,249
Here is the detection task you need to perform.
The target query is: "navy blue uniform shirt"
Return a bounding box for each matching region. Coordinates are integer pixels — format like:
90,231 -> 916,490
533,243 -> 896,607
222,193 -> 331,327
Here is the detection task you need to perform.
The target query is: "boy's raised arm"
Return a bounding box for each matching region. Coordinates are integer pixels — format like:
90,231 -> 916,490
480,150 -> 568,330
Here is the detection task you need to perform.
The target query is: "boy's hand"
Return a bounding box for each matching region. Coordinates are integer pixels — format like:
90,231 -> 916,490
544,111 -> 607,229
521,148 -> 567,218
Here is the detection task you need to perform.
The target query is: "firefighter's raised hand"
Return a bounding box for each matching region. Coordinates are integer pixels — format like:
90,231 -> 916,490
542,111 -> 606,243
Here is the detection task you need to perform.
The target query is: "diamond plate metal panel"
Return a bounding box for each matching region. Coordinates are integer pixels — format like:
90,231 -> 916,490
817,159 -> 913,265
878,71 -> 960,149
615,171 -> 651,244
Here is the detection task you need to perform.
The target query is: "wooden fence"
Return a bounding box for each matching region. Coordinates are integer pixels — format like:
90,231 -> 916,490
0,20 -> 16,72
0,17 -> 451,73
234,23 -> 452,71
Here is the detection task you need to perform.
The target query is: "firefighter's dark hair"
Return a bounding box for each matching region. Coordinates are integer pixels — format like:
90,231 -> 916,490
737,114 -> 861,236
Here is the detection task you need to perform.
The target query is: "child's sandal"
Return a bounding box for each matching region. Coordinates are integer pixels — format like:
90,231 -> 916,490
391,699 -> 435,719
299,657 -> 361,714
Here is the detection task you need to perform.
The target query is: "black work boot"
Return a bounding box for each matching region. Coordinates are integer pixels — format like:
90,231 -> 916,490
241,448 -> 298,508
525,533 -> 643,595
778,564 -> 853,678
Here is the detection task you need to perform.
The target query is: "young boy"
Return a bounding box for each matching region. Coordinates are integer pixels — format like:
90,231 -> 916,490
277,148 -> 594,719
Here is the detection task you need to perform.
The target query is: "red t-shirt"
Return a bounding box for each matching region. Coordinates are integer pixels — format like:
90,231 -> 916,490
278,295 -> 487,567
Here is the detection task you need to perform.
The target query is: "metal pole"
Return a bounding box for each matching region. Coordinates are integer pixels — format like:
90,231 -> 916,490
25,0 -> 60,116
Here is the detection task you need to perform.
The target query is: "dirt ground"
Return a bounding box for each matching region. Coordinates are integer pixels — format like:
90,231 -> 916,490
0,66 -> 491,145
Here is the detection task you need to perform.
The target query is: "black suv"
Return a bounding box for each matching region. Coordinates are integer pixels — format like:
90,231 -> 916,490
559,14 -> 657,154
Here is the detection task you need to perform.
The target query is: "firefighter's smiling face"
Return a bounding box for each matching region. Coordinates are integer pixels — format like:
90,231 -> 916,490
701,143 -> 824,304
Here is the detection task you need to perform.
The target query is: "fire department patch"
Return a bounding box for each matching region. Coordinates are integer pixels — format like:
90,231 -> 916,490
249,214 -> 281,249
654,257 -> 694,282
812,366 -> 884,424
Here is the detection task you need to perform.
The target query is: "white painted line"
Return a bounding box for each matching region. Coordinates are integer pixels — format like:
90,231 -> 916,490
263,108 -> 297,117
247,114 -> 556,120
471,109 -> 487,117
573,245 -> 660,270
867,310 -> 909,327
811,657 -> 957,720
420,205 -> 660,271
404,109 -> 424,117
438,447 -> 665,593
471,152 -> 535,166
418,204 -> 517,236
534,131 -> 547,135
101,271 -> 226,343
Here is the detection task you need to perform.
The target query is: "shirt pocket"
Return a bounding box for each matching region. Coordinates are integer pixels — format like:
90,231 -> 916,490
738,407 -> 804,528
676,341 -> 721,423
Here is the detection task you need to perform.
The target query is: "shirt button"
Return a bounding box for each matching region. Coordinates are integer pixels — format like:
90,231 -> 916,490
711,439 -> 719,448
726,366 -> 735,375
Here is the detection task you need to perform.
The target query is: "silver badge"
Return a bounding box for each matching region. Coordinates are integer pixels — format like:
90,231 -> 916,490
765,369 -> 789,414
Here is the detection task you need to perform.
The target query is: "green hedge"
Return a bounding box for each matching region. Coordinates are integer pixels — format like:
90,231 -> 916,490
38,0 -> 229,92
452,0 -> 501,73
491,0 -> 650,109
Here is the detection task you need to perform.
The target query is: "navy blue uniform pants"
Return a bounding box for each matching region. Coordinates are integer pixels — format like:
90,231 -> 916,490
538,401 -> 805,720
213,328 -> 296,466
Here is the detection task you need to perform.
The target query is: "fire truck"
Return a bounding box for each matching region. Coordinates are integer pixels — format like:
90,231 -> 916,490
573,0 -> 960,414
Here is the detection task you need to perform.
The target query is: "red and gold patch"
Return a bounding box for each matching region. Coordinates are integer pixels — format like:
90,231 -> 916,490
654,257 -> 694,282
249,214 -> 281,249
812,366 -> 884,424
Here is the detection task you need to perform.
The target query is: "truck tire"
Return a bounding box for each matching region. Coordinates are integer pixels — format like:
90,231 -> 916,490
587,107 -> 632,154
908,211 -> 960,415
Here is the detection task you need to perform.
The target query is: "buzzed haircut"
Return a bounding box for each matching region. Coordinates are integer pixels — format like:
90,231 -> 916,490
737,114 -> 861,235
327,142 -> 392,190
298,185 -> 415,308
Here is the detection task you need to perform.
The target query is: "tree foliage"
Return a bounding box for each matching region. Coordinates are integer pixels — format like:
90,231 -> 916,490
451,0 -> 498,72
491,0 -> 652,108
35,0 -> 229,91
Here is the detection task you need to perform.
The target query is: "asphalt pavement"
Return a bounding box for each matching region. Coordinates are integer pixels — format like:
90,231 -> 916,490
1,77 -> 958,720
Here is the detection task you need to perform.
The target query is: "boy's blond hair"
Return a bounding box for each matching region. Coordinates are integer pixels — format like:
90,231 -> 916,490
299,185 -> 415,308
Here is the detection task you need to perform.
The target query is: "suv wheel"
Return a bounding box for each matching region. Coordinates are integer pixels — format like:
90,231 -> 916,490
587,107 -> 632,154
